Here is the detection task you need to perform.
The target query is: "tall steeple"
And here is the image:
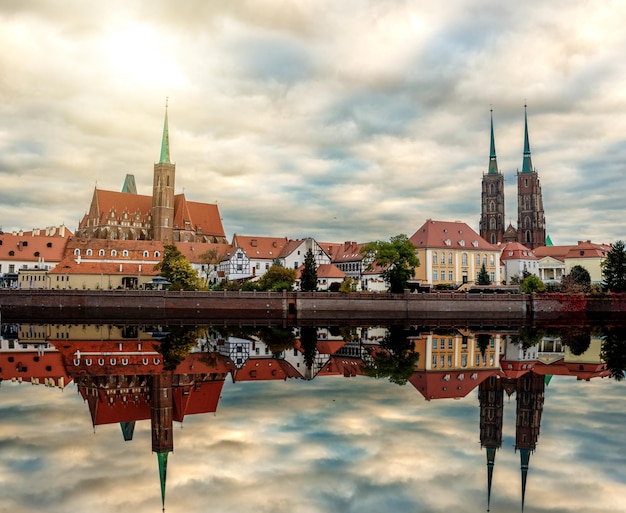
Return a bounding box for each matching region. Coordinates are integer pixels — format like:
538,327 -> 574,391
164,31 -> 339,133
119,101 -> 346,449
488,109 -> 499,174
480,109 -> 505,245
160,98 -> 171,165
521,105 -> 533,173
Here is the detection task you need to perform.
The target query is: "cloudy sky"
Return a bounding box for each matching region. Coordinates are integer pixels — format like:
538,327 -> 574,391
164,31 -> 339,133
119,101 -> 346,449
1,372 -> 625,513
1,1 -> 625,245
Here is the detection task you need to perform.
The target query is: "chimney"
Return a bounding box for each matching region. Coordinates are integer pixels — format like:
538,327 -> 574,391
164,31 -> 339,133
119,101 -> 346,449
251,239 -> 257,247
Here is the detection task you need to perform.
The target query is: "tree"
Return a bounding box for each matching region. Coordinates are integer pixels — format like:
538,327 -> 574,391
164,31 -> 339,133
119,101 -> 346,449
361,234 -> 420,293
198,247 -> 226,286
602,240 -> 626,292
339,278 -> 356,293
477,263 -> 491,285
562,265 -> 591,293
520,274 -> 545,293
154,244 -> 203,291
300,248 -> 318,291
258,265 -> 296,291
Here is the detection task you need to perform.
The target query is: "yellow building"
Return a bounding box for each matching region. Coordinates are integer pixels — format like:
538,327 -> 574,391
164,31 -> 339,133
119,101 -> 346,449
410,219 -> 502,287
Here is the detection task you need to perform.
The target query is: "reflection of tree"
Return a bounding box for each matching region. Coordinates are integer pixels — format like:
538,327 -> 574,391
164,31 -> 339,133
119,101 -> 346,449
560,327 -> 592,356
156,326 -> 200,370
300,326 -> 318,370
510,326 -> 544,350
254,327 -> 296,355
600,328 -> 626,381
361,325 -> 420,386
476,333 -> 491,356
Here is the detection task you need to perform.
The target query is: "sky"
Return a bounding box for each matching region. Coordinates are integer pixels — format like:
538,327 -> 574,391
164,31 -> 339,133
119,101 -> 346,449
1,0 -> 625,245
1,371 -> 625,513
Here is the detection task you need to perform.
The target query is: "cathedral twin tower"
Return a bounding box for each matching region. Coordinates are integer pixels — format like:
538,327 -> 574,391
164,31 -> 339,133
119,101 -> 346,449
479,106 -> 546,250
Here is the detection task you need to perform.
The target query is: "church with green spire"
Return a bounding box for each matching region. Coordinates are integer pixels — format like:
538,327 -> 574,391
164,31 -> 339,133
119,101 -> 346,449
480,106 -> 547,249
75,101 -> 228,244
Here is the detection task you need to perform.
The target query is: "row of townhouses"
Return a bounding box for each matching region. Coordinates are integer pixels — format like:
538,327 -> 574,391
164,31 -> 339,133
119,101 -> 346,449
0,221 -> 610,291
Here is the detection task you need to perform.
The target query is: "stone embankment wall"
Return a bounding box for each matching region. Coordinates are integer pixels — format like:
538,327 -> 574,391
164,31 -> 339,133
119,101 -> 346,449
1,289 -> 624,324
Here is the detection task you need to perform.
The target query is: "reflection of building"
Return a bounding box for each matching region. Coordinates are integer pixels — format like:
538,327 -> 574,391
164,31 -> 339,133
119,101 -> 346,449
478,375 -> 504,511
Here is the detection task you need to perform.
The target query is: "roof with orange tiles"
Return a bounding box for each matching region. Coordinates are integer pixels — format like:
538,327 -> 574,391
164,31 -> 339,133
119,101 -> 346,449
50,259 -> 160,276
176,242 -> 234,264
533,241 -> 611,261
329,241 -> 367,263
231,234 -> 289,259
295,263 -> 347,280
91,189 -> 153,223
500,242 -> 538,261
172,194 -> 226,236
0,226 -> 72,263
410,219 -> 497,251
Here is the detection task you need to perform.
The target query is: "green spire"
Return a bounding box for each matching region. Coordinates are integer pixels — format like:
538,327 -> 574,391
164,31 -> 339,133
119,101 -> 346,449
157,451 -> 168,512
486,447 -> 497,511
488,109 -> 499,174
159,99 -> 171,165
545,235 -> 553,246
521,105 -> 533,173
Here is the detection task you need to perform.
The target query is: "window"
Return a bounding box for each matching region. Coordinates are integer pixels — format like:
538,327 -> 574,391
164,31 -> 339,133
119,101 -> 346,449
432,355 -> 437,368
111,250 -> 117,257
432,338 -> 438,349
448,270 -> 453,281
99,249 -> 105,256
491,272 -> 495,282
461,355 -> 467,367
440,252 -> 445,264
143,251 -> 149,257
265,263 -> 270,270
448,338 -> 453,349
154,251 -> 160,258
447,355 -> 452,367
462,253 -> 468,265
433,270 -> 438,281
122,250 -> 129,257
448,253 -> 453,264
476,254 -> 480,265
432,252 -> 437,264
74,249 -> 80,256
440,355 -> 445,368
86,249 -> 92,256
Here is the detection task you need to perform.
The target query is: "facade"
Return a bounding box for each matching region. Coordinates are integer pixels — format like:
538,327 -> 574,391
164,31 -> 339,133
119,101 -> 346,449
75,104 -> 227,245
219,234 -> 288,281
0,225 -> 71,286
499,241 -> 539,284
479,111 -> 506,245
295,263 -> 347,291
533,241 -> 610,284
409,220 -> 502,286
280,238 -> 332,270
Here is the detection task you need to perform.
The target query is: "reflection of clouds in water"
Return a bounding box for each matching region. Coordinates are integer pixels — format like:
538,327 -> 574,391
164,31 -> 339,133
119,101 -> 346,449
1,375 -> 625,512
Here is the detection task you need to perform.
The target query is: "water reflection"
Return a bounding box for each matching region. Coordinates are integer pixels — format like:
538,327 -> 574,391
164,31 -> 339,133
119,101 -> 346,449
0,322 -> 625,512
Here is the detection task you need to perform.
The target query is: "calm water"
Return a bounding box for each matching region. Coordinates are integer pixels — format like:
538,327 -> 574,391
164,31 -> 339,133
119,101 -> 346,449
1,322 -> 625,513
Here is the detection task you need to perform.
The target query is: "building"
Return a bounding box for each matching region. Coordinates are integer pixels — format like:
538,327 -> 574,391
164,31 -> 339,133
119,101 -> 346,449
479,107 -> 547,250
533,240 -> 610,284
75,103 -> 227,245
499,241 -> 539,284
219,234 -> 288,281
410,219 -> 502,287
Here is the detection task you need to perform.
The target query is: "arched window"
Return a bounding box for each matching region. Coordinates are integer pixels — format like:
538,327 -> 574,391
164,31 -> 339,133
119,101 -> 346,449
99,249 -> 105,256
154,251 -> 160,258
432,251 -> 437,264
491,234 -> 496,244
525,217 -> 531,229
476,254 -> 481,265
440,252 -> 445,264
448,252 -> 453,264
122,250 -> 129,257
490,183 -> 494,194
74,249 -> 80,256
111,250 -> 117,257
143,251 -> 149,257
86,249 -> 92,256
462,253 -> 468,265
490,218 -> 496,229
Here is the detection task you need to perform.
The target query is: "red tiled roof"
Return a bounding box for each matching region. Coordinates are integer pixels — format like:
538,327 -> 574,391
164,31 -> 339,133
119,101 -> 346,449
92,189 -> 153,225
172,195 -> 226,237
409,219 -> 496,251
500,242 -> 538,261
533,241 -> 610,261
296,263 -> 346,279
0,227 -> 72,263
232,234 -> 288,259
176,242 -> 234,264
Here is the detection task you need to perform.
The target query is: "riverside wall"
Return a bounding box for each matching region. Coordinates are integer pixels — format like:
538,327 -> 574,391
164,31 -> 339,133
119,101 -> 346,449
2,289 -> 624,325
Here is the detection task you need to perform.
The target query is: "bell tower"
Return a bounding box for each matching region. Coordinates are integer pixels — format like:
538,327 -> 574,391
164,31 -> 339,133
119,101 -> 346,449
152,100 -> 175,242
516,106 -> 546,249
480,110 -> 505,245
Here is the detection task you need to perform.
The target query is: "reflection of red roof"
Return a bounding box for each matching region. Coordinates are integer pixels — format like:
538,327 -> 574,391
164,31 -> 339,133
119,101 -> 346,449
315,341 -> 347,355
172,380 -> 225,420
317,356 -> 364,377
409,369 -> 498,400
532,360 -> 610,380
234,358 -> 302,381
0,350 -> 71,387
500,359 -> 536,379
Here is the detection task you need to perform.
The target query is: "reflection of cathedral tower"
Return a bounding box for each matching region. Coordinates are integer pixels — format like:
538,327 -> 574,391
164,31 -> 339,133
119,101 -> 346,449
516,106 -> 546,249
152,101 -> 175,242
151,372 -> 174,512
478,375 -> 504,511
515,372 -> 545,512
480,110 -> 505,245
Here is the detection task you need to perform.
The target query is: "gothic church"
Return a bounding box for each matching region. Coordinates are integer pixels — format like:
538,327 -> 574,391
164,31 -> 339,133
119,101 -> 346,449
76,104 -> 227,244
479,107 -> 546,249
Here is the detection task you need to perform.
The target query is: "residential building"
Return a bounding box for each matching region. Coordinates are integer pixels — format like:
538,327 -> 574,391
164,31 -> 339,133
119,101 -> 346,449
409,219 -> 501,287
499,241 -> 539,284
533,240 -> 610,284
279,237 -> 332,270
295,263 -> 347,291
219,234 -> 288,281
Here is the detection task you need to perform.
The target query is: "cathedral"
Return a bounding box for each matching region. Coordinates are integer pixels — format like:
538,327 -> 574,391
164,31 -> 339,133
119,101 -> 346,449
479,107 -> 546,250
76,104 -> 228,244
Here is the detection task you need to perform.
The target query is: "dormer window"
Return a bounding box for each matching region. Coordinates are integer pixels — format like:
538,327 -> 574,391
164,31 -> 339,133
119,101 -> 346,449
143,251 -> 149,258
99,249 -> 105,256
111,250 -> 117,257
154,251 -> 160,258
86,249 -> 93,256
74,249 -> 80,256
122,250 -> 129,257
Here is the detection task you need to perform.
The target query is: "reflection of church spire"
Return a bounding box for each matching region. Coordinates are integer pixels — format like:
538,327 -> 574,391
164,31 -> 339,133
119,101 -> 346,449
479,375 -> 504,511
151,372 -> 174,512
515,372 -> 545,512
120,421 -> 135,441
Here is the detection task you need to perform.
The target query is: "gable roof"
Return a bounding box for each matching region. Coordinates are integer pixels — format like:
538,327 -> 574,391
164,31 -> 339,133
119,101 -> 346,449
410,219 -> 497,251
0,226 -> 72,264
533,241 -> 611,261
172,195 -> 226,237
231,234 -> 288,260
500,242 -> 538,261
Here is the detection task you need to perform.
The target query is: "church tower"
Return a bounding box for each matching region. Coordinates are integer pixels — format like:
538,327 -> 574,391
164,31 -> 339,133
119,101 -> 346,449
480,110 -> 505,245
516,107 -> 546,249
152,101 -> 175,242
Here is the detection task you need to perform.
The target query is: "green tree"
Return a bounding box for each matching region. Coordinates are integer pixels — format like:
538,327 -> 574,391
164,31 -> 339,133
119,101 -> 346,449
339,277 -> 356,293
198,247 -> 226,286
361,325 -> 419,385
154,244 -> 203,291
361,234 -> 420,293
520,274 -> 545,293
602,240 -> 626,292
300,248 -> 318,291
562,265 -> 591,293
477,263 -> 491,285
258,265 -> 296,291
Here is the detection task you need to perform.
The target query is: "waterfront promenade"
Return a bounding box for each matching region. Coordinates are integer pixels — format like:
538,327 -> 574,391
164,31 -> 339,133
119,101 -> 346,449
1,289 -> 624,325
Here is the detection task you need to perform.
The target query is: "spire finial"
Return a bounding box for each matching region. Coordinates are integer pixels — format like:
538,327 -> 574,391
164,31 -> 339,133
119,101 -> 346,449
521,104 -> 533,173
488,108 -> 499,174
159,99 -> 171,165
